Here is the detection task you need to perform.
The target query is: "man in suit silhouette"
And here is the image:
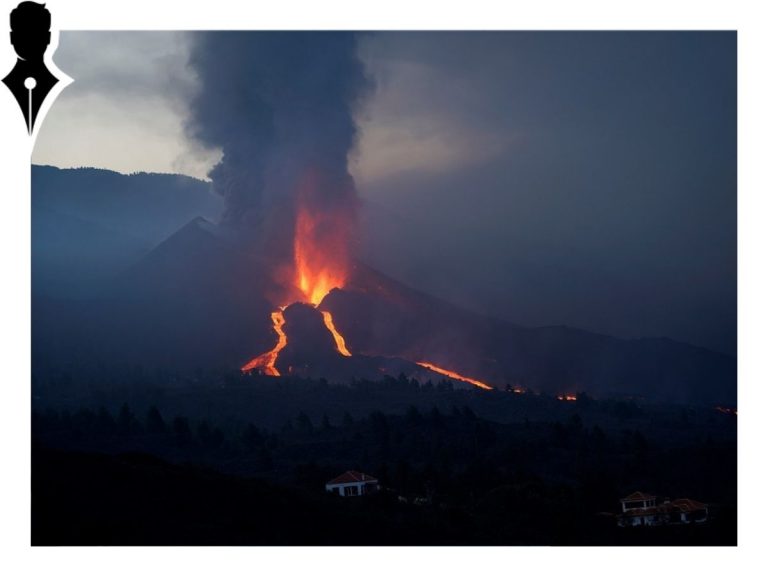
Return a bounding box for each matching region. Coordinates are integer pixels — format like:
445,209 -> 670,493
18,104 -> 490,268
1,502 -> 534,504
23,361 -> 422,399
2,1 -> 58,134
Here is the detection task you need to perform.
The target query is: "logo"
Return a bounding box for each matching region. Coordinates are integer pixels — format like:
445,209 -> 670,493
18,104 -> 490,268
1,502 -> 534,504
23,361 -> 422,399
2,1 -> 64,135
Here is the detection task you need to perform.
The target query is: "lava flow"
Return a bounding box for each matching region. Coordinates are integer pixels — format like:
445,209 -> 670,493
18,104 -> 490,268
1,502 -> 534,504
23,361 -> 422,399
241,308 -> 287,375
321,311 -> 352,357
241,177 -> 493,391
242,188 -> 352,374
415,362 -> 493,390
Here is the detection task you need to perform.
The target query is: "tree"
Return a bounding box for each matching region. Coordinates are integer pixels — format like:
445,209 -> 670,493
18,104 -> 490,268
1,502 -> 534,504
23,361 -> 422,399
296,411 -> 313,433
172,416 -> 191,446
146,406 -> 166,434
96,406 -> 116,436
117,403 -> 136,435
197,421 -> 212,444
241,423 -> 264,450
406,405 -> 423,426
429,406 -> 444,428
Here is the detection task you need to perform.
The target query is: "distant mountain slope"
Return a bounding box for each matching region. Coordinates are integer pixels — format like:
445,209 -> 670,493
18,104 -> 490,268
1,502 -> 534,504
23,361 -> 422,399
34,217 -> 735,405
33,205 -> 149,298
32,165 -> 223,241
31,168 -> 735,404
33,217 -> 274,374
32,165 -> 224,298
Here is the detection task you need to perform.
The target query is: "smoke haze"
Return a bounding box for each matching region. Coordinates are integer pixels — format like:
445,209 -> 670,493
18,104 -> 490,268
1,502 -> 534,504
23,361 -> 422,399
186,32 -> 371,273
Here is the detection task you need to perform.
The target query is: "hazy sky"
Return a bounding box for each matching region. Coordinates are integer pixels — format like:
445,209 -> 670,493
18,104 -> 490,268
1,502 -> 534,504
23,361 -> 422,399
32,32 -> 736,354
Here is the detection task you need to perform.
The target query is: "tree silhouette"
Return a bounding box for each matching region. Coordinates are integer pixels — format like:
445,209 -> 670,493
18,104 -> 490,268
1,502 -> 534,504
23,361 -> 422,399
146,406 -> 166,434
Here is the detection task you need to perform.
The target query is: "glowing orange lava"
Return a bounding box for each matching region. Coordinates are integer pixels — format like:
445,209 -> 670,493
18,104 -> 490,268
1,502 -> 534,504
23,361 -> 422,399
321,310 -> 352,356
241,309 -> 287,375
243,179 -> 355,374
294,203 -> 347,305
415,361 -> 493,390
557,394 -> 577,402
243,175 -> 495,391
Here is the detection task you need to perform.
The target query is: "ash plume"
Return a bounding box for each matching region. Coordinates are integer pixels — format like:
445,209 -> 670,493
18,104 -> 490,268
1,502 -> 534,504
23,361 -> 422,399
186,32 -> 371,255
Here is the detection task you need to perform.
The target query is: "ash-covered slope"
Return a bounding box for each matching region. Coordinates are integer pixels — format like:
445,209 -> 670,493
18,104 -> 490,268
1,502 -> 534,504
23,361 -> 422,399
33,214 -> 735,404
33,217 -> 273,373
322,263 -> 736,404
262,302 -> 453,386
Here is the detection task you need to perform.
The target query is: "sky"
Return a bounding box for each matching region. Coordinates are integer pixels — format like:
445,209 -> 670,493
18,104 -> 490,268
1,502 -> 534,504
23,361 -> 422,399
31,31 -> 736,355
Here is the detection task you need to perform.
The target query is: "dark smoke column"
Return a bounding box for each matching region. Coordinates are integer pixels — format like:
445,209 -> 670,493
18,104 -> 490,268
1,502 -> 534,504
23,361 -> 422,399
186,32 -> 371,244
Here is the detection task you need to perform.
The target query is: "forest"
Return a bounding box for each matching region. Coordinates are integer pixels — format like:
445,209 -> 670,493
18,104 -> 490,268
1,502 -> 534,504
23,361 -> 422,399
32,372 -> 736,545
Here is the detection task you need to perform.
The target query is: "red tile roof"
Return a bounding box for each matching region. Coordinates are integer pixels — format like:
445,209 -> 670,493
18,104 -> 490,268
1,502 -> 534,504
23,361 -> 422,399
326,471 -> 378,486
671,498 -> 707,513
621,491 -> 656,502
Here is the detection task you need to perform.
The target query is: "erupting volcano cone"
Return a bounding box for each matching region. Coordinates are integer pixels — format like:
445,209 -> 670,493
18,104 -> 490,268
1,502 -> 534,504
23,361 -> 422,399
277,303 -> 346,372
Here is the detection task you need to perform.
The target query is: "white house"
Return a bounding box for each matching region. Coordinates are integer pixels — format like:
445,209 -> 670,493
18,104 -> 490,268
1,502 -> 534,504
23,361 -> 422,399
617,491 -> 709,527
618,492 -> 664,527
670,498 -> 709,524
325,470 -> 379,497
620,491 -> 657,513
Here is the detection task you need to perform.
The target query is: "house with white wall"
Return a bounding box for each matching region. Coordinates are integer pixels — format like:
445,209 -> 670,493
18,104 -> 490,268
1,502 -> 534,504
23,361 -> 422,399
325,471 -> 379,497
617,491 -> 709,527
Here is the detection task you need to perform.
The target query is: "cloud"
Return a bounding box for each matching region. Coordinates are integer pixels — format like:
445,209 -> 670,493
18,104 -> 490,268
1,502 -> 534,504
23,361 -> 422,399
32,32 -> 220,180
352,36 -> 517,185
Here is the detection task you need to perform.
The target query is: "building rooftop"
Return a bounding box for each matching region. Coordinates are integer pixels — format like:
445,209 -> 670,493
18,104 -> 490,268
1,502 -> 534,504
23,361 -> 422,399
326,471 -> 378,485
621,491 -> 656,502
671,498 -> 707,513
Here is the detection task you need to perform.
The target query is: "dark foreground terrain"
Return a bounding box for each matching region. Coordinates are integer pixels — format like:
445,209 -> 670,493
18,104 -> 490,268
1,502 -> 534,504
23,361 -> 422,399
32,374 -> 736,545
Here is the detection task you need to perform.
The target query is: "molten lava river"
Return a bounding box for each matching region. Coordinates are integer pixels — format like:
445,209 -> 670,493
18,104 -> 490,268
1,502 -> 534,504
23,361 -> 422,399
240,201 -> 492,390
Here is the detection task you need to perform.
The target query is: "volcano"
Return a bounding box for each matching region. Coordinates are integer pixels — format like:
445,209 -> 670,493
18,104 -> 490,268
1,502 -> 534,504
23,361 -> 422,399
32,212 -> 735,404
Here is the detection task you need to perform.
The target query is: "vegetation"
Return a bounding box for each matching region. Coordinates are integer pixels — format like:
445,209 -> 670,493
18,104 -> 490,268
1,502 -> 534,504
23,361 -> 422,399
32,374 -> 736,545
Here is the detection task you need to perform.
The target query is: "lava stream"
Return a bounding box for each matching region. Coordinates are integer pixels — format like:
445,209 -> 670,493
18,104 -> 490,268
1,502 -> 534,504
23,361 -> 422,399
241,309 -> 288,375
321,310 -> 352,356
415,361 -> 493,390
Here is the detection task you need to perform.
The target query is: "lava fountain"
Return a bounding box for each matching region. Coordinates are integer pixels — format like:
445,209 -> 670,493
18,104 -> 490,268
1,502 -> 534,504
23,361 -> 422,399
294,202 -> 348,307
241,174 -> 354,374
241,173 -> 492,390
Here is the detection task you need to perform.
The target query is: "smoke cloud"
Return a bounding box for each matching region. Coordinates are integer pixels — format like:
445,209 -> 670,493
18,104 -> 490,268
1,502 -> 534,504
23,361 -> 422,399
186,32 -> 371,265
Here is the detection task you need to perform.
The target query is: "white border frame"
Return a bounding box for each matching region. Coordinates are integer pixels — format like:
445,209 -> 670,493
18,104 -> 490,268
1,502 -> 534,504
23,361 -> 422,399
1,1 -> 763,575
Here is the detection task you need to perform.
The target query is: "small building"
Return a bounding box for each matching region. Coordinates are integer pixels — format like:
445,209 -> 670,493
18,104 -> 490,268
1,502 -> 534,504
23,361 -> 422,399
621,491 -> 657,514
670,498 -> 709,524
325,470 -> 379,497
617,491 -> 709,527
618,492 -> 665,527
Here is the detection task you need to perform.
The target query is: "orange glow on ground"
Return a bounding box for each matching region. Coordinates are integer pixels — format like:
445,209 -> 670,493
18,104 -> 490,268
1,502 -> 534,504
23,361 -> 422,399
416,361 -> 493,390
241,309 -> 288,375
321,310 -> 352,356
557,394 -> 578,402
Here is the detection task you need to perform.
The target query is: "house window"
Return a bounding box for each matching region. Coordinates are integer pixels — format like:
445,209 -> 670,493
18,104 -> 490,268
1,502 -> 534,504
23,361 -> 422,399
344,485 -> 359,496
